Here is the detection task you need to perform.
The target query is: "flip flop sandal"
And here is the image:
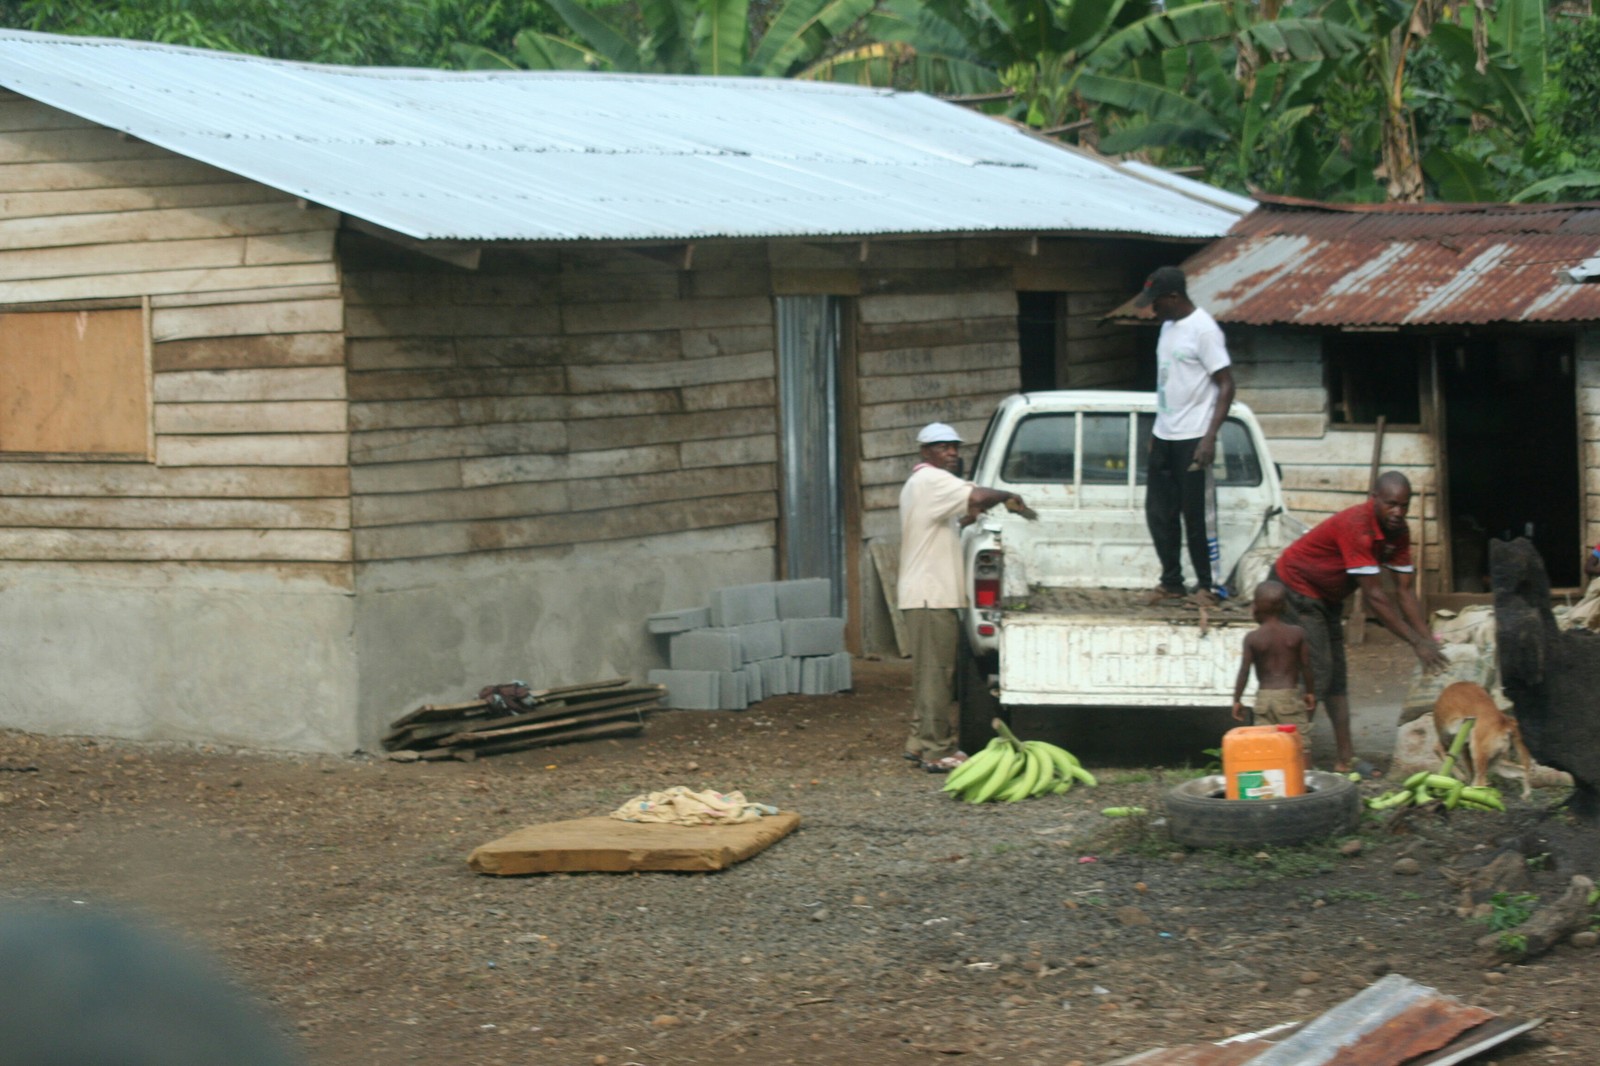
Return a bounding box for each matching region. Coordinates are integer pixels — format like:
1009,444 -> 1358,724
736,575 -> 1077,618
921,753 -> 969,774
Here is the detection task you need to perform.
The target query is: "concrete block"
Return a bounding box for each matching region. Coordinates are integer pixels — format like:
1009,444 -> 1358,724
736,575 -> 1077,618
669,629 -> 742,672
743,661 -> 765,702
760,658 -> 790,697
736,620 -> 783,663
776,578 -> 833,620
786,656 -> 802,693
647,606 -> 710,634
828,652 -> 853,692
781,617 -> 846,658
800,657 -> 827,695
647,669 -> 721,710
708,583 -> 778,627
718,670 -> 749,711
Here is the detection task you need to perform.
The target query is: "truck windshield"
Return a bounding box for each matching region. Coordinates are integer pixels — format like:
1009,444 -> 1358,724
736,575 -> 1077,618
999,412 -> 1262,487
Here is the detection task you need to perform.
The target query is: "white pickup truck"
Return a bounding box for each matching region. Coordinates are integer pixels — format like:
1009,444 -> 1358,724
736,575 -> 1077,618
956,390 -> 1307,744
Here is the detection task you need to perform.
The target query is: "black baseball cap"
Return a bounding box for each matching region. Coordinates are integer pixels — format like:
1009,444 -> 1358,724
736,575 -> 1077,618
1134,265 -> 1187,307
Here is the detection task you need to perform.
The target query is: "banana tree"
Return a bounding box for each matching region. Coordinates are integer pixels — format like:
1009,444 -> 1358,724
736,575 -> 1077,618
457,0 -> 876,77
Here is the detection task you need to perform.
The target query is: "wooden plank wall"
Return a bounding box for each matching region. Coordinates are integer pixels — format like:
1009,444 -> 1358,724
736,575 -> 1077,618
344,241 -> 780,562
851,237 -> 1165,540
1232,330 -> 1443,590
1578,332 -> 1600,552
0,93 -> 349,572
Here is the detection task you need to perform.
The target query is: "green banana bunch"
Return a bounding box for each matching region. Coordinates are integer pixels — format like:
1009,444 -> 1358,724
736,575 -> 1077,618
941,719 -> 1097,804
1365,725 -> 1505,812
1367,770 -> 1505,812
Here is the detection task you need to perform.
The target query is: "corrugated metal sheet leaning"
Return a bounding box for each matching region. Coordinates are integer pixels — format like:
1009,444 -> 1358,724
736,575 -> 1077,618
0,28 -> 1246,243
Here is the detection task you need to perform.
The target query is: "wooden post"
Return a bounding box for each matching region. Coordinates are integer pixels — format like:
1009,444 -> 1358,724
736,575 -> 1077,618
1349,415 -> 1387,645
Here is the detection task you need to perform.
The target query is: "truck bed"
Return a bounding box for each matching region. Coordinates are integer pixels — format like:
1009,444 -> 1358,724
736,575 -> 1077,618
1008,586 -> 1254,625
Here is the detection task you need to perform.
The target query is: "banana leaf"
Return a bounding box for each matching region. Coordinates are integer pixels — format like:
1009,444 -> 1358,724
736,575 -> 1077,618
695,0 -> 750,75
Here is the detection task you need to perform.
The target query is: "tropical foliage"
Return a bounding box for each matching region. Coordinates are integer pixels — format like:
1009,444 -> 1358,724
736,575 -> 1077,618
8,0 -> 1600,202
453,0 -> 881,77
0,0 -> 560,67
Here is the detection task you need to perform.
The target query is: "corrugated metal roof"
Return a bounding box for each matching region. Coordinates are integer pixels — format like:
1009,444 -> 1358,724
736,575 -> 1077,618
1140,196 -> 1600,326
0,29 -> 1246,244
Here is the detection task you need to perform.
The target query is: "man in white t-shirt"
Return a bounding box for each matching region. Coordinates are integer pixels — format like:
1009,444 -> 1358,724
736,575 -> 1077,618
1134,266 -> 1236,607
898,422 -> 1022,773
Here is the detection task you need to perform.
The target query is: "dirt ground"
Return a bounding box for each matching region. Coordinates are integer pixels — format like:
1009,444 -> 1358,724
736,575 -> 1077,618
2,639 -> 1597,1066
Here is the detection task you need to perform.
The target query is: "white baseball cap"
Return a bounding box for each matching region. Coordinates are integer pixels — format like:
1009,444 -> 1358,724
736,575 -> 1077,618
916,422 -> 963,445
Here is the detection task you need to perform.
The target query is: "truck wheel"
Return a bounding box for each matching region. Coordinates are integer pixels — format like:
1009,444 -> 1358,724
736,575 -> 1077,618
957,634 -> 1001,754
1163,771 -> 1360,848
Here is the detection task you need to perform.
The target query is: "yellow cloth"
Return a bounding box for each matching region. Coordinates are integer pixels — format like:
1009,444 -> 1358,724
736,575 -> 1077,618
608,786 -> 776,826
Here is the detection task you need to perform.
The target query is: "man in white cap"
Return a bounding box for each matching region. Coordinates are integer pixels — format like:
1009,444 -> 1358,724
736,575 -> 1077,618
898,422 -> 1024,772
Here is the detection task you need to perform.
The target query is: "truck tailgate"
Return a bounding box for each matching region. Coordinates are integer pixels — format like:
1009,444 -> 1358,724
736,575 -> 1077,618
999,613 -> 1256,708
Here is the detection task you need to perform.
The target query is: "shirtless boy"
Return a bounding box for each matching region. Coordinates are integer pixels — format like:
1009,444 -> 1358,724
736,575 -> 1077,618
1232,581 -> 1316,756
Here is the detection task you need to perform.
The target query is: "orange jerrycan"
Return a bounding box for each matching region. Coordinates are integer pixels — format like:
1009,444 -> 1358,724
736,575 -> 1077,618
1223,724 -> 1305,800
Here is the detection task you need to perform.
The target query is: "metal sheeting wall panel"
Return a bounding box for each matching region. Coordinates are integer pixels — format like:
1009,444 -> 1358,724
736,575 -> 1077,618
777,295 -> 844,617
0,29 -> 1245,243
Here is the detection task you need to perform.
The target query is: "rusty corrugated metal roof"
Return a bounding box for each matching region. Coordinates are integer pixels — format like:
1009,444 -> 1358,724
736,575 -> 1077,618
1103,974 -> 1541,1066
1130,196 -> 1600,326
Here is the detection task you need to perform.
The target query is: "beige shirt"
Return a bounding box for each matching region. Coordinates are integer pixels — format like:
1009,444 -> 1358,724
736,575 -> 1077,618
897,464 -> 972,610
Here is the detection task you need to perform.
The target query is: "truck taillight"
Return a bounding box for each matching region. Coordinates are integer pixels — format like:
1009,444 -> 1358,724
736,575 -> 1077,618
973,549 -> 1002,608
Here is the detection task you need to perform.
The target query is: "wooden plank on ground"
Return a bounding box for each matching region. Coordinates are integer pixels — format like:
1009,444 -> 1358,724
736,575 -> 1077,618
444,705 -> 650,746
468,811 -> 803,875
448,719 -> 645,758
869,537 -> 910,658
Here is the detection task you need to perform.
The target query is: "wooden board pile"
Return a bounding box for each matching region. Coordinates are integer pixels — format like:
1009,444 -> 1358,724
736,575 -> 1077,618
382,678 -> 664,761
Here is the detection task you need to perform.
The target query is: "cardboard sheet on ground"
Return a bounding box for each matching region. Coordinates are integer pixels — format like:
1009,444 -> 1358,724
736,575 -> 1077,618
468,811 -> 801,875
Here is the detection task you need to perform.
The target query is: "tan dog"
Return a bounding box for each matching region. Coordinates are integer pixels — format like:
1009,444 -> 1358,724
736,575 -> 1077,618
1432,681 -> 1534,799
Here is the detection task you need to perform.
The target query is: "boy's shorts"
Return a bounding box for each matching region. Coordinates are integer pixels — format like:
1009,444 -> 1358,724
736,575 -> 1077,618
1252,688 -> 1310,733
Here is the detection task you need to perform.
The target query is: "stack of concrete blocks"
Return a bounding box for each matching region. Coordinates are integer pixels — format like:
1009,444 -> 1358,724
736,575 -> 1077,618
645,578 -> 852,710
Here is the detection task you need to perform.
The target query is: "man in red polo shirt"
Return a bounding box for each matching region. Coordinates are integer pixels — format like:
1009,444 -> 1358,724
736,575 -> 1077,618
1270,470 -> 1447,772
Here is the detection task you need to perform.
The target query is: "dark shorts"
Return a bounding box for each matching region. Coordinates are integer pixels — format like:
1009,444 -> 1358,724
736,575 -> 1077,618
1269,566 -> 1347,699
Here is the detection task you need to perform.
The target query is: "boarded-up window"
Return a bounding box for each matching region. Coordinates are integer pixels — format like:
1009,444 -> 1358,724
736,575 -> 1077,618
0,309 -> 148,455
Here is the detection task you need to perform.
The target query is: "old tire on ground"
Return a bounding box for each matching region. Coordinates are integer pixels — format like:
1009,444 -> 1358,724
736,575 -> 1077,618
1164,771 -> 1361,848
956,633 -> 1001,755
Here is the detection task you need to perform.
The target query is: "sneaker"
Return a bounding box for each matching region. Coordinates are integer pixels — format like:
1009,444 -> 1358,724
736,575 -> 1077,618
1187,588 -> 1221,608
1142,585 -> 1185,606
921,752 -> 969,774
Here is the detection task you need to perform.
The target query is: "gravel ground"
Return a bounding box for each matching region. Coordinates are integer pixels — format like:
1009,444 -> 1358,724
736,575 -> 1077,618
2,649 -> 1597,1066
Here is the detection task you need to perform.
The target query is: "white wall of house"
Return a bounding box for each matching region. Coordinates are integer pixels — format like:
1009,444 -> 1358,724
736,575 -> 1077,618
351,526 -> 772,748
0,563 -> 359,750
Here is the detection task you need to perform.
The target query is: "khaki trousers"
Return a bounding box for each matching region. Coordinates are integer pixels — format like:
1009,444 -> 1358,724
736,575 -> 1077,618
904,607 -> 960,759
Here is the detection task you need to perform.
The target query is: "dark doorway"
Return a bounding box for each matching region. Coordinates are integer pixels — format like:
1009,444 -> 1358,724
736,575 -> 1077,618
1017,292 -> 1058,392
1441,334 -> 1579,590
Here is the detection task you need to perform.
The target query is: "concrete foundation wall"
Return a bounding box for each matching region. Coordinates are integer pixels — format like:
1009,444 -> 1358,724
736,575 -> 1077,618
352,523 -> 774,749
0,563 -> 358,752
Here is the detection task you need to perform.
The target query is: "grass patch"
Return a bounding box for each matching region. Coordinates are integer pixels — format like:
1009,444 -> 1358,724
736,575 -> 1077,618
1197,844 -> 1337,889
1302,888 -> 1383,904
1478,891 -> 1538,932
